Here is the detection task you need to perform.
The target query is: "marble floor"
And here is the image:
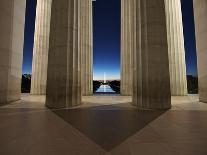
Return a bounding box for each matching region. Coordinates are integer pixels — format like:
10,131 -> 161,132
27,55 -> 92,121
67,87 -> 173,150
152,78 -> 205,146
0,94 -> 207,155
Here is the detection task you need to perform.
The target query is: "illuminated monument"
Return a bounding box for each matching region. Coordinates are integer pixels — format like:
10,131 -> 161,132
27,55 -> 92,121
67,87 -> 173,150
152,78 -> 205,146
0,0 -> 206,108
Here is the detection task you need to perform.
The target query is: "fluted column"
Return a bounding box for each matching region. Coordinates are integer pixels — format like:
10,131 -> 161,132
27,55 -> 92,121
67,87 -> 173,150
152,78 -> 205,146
46,0 -> 82,108
80,0 -> 93,96
165,0 -> 188,96
31,0 -> 52,95
193,0 -> 207,103
89,0 -> 93,95
0,0 -> 26,104
133,0 -> 171,109
121,0 -> 134,96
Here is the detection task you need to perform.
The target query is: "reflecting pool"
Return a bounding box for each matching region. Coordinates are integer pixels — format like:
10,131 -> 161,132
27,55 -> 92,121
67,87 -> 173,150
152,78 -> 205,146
96,85 -> 116,93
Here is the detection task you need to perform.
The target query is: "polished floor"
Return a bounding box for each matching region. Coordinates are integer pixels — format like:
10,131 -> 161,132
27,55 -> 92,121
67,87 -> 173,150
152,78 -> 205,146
0,94 -> 207,155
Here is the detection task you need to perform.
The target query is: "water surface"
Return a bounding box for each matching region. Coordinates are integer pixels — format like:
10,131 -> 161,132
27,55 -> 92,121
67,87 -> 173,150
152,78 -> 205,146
96,85 -> 115,93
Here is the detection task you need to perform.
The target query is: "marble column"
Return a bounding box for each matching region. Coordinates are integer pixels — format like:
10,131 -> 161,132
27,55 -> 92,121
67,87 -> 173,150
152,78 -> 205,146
121,0 -> 135,96
193,0 -> 207,103
165,0 -> 188,96
0,0 -> 26,104
31,0 -> 52,95
88,0 -> 93,95
133,0 -> 171,109
80,0 -> 93,96
46,0 -> 82,108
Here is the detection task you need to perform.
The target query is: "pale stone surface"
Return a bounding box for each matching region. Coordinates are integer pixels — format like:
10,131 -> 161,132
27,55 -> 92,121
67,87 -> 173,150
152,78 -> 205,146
31,0 -> 93,96
46,0 -> 82,108
80,0 -> 93,96
193,0 -> 207,103
81,95 -> 133,108
121,0 -> 188,96
133,0 -> 171,109
165,0 -> 188,96
2,94 -> 207,111
120,0 -> 135,96
31,0 -> 52,95
1,94 -> 207,155
0,0 -> 26,104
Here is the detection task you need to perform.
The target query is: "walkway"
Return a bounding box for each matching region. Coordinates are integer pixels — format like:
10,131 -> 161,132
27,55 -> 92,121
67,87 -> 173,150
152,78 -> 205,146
0,94 -> 207,154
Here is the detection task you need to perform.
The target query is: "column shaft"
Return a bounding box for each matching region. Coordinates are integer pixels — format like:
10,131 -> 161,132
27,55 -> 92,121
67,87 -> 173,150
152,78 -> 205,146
31,0 -> 52,95
121,0 -> 134,96
80,0 -> 93,96
46,0 -> 82,108
193,0 -> 207,103
133,0 -> 171,109
165,0 -> 188,96
89,0 -> 93,95
0,0 -> 26,104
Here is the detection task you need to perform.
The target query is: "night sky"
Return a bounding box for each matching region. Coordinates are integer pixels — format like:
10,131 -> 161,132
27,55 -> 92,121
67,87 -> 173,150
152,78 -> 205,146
93,0 -> 121,80
23,0 -> 36,74
181,0 -> 198,76
22,0 -> 198,80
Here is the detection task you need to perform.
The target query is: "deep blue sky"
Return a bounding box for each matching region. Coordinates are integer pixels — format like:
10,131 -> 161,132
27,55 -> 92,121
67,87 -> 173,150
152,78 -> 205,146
22,0 -> 198,79
93,0 -> 121,80
181,0 -> 198,76
23,0 -> 36,74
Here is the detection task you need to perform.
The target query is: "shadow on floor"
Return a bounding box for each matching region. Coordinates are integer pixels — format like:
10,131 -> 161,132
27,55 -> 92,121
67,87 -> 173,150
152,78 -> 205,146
52,105 -> 166,151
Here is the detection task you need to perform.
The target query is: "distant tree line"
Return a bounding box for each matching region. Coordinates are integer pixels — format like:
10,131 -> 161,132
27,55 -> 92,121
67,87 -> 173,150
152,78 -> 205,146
187,75 -> 198,94
21,74 -> 31,93
21,75 -> 198,94
93,81 -> 101,93
109,80 -> 120,93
